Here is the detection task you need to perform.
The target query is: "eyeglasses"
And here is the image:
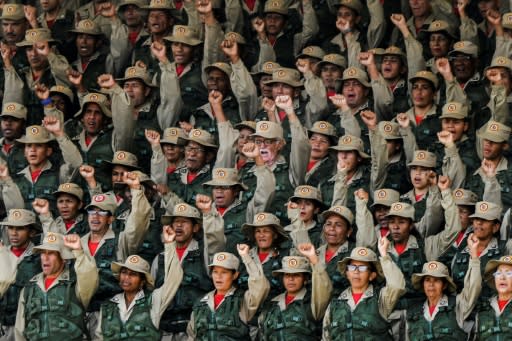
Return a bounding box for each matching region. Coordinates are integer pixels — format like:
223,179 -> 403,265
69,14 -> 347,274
493,271 -> 512,278
448,55 -> 472,62
254,138 -> 276,146
185,146 -> 205,154
346,264 -> 369,272
87,210 -> 110,217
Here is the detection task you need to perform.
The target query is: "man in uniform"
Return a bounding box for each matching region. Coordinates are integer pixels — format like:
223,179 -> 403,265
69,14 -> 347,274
0,209 -> 41,341
0,103 -> 28,176
14,232 -> 99,340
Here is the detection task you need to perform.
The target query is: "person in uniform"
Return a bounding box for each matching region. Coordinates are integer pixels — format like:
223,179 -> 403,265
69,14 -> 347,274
405,236 -> 481,340
93,226 -> 183,341
258,244 -> 332,341
186,246 -> 270,340
14,232 -> 99,341
355,188 -> 401,240
321,242 -> 406,340
0,103 -> 29,176
475,255 -> 512,339
0,209 -> 42,341
305,121 -> 337,188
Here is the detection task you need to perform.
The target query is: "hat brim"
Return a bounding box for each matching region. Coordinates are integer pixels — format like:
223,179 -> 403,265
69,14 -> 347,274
163,36 -> 202,46
0,220 -> 42,232
409,76 -> 438,90
184,136 -> 218,148
203,179 -> 248,191
69,29 -> 104,36
385,211 -> 414,220
161,214 -> 202,226
112,261 -> 155,289
321,210 -> 353,225
478,131 -> 508,143
160,138 -> 186,145
290,195 -> 326,210
15,136 -> 54,144
316,60 -> 345,70
407,160 -> 436,168
341,77 -> 371,88
329,145 -> 370,158
468,212 -> 499,220
74,101 -> 112,118
16,38 -> 55,47
33,243 -> 75,259
263,79 -> 304,88
337,256 -> 383,279
411,273 -> 457,292
52,190 -> 83,202
272,268 -> 311,276
101,160 -> 142,171
241,223 -> 288,243
116,76 -> 157,88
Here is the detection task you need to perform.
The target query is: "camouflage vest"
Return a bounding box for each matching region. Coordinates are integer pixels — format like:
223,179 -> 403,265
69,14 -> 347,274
155,247 -> 213,333
411,113 -> 442,150
4,142 -> 27,175
467,168 -> 512,212
0,252 -> 41,326
101,291 -> 161,341
177,62 -> 209,121
23,276 -> 86,341
383,156 -> 412,195
167,167 -> 212,205
477,299 -> 512,340
133,105 -> 162,175
79,53 -> 109,92
326,288 -> 392,341
305,155 -> 336,188
193,289 -> 250,341
407,296 -> 467,340
261,293 -> 318,341
325,244 -> 353,297
192,95 -> 241,143
14,166 -> 60,212
221,202 -> 251,255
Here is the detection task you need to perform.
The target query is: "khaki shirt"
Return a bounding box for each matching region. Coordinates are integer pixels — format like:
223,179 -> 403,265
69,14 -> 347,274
14,249 -> 99,340
402,186 -> 444,238
39,212 -> 87,236
473,157 -> 507,206
93,242 -> 183,340
186,253 -> 270,339
322,254 -> 406,340
0,243 -> 36,296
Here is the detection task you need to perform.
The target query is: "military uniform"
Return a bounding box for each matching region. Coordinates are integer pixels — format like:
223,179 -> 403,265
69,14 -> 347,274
0,103 -> 30,176
37,6 -> 76,62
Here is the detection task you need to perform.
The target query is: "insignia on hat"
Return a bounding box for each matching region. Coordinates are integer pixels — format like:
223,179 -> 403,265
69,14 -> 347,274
226,32 -> 237,40
30,127 -> 39,135
28,30 -> 38,37
259,122 -> 269,131
304,47 -> 314,54
299,186 -> 311,194
433,21 -> 442,29
216,169 -> 226,178
217,253 -> 226,261
5,5 -> 14,13
347,68 -> 357,77
263,63 -> 275,72
427,262 -> 438,270
447,104 -> 457,112
89,94 -> 98,101
357,248 -> 368,256
176,26 -> 186,35
47,233 -> 57,243
497,57 -> 507,65
271,0 -> 279,7
325,54 -> 336,62
489,123 -> 499,132
127,67 -> 137,76
503,256 -> 512,262
288,258 -> 298,267
341,136 -> 352,144
318,122 -> 328,130
383,123 -> 393,133
177,204 -> 187,212
416,151 -> 426,160
377,190 -> 386,199
479,202 -> 489,212
11,210 -> 22,220
116,152 -> 126,160
333,206 -> 343,213
63,183 -> 72,190
5,104 -> 15,112
155,0 -> 163,4
392,203 -> 403,211
256,213 -> 266,221
454,41 -> 465,49
128,255 -> 139,263
95,194 -> 105,203
277,70 -> 286,78
83,20 -> 93,28
192,129 -> 202,137
169,129 -> 177,136
508,14 -> 512,22
454,189 -> 464,198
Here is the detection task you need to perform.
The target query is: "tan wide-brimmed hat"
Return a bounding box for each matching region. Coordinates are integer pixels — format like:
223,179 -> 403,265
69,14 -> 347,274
407,150 -> 437,168
378,121 -> 401,140
33,232 -> 75,259
209,252 -> 240,271
424,20 -> 457,39
251,121 -> 284,140
49,85 -> 74,103
316,53 -> 347,70
160,127 -> 187,145
485,255 -> 512,287
411,261 -> 457,292
74,93 -> 112,118
161,202 -> 202,225
241,212 -> 287,242
0,4 -> 25,21
341,67 -> 370,87
452,188 -> 478,206
330,135 -> 370,158
185,129 -> 218,148
289,185 -> 325,208
263,0 -> 288,15
296,46 -> 325,60
263,68 -> 304,88
164,25 -> 202,46
478,120 -> 511,143
117,65 -> 156,87
250,61 -> 281,76
371,188 -> 400,208
0,209 -> 41,232
16,28 -> 55,47
485,56 -> 512,75
273,256 -> 311,275
16,126 -> 54,144
337,247 -> 383,279
307,121 -> 338,144
234,121 -> 257,132
1,102 -> 27,120
385,202 -> 415,220
410,70 -> 439,90
102,151 -> 141,171
448,41 -> 478,58
112,255 -> 155,289
53,183 -> 84,202
204,62 -> 233,77
439,102 -> 468,120
85,193 -> 118,215
224,31 -> 246,45
321,205 -> 354,225
203,168 -> 248,190
70,19 -> 103,36
469,201 -> 502,221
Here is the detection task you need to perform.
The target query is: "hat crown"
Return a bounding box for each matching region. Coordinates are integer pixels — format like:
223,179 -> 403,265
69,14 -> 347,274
173,203 -> 201,218
388,202 -> 415,219
300,45 -> 325,59
125,255 -> 150,272
272,68 -> 301,84
56,182 -> 84,201
173,25 -> 199,39
87,192 -> 117,214
2,102 -> 27,119
76,19 -> 101,33
292,185 -> 323,202
210,252 -> 240,270
441,102 -> 468,118
349,247 -> 378,261
373,188 -> 400,206
84,92 -> 108,105
336,134 -> 364,150
310,120 -> 336,136
112,150 -> 139,167
450,40 -> 478,57
264,0 -> 287,12
50,85 -> 73,101
123,65 -> 151,81
421,261 -> 450,276
26,125 -> 51,140
343,67 -> 368,82
149,0 -> 175,8
254,121 -> 284,140
324,205 -> 354,225
24,28 -> 53,44
5,208 -> 36,225
453,188 -> 478,205
212,168 -> 239,181
162,127 -> 186,143
321,53 -> 346,68
1,4 -> 24,20
378,121 -> 400,138
280,256 -> 310,272
409,150 -> 437,168
262,61 -> 280,74
252,212 -> 281,226
187,128 -> 216,146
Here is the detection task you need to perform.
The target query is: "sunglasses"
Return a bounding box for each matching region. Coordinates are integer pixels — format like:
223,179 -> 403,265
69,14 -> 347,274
346,264 -> 369,272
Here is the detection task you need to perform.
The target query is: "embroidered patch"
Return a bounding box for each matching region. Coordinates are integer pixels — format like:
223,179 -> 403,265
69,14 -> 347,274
95,194 -> 105,203
357,248 -> 368,256
427,262 -> 438,270
129,255 -> 139,263
288,258 -> 298,267
217,253 -> 226,261
256,213 -> 266,222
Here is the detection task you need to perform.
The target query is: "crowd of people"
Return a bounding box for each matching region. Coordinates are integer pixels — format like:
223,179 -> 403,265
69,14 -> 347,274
2,0 -> 512,340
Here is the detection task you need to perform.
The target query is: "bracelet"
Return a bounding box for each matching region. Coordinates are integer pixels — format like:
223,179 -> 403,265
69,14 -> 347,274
40,98 -> 52,106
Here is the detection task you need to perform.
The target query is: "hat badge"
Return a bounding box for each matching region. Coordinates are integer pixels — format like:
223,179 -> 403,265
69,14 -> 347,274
393,203 -> 403,211
192,129 -> 202,137
95,194 -> 105,203
288,258 -> 298,267
47,234 -> 57,243
128,255 -> 139,263
305,47 -> 313,54
169,129 -> 177,136
479,203 -> 489,212
489,123 -> 499,132
454,41 -> 464,49
299,186 -> 311,194
377,190 -> 386,199
83,20 -> 93,28
427,262 -> 438,270
503,256 -> 512,262
5,104 -> 16,112
227,32 -> 237,40
383,123 -> 393,133
333,206 -> 343,213
89,94 -> 98,101
433,21 -> 441,28
342,136 -> 352,144
217,253 -> 226,261
127,67 -> 137,76
325,54 -> 335,62
177,204 -> 187,212
447,104 -> 457,112
416,151 -> 426,160
277,70 -> 286,78
347,68 -> 357,76
116,152 -> 126,160
63,183 -> 72,190
272,0 -> 279,6
508,14 -> 512,22
256,213 -> 266,222
29,30 -> 38,37
259,122 -> 269,131
216,169 -> 226,178
497,57 -> 507,65
11,210 -> 22,220
454,189 -> 464,198
30,127 -> 39,135
177,26 -> 186,35
357,248 -> 368,256
263,63 -> 274,72
318,122 -> 328,130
